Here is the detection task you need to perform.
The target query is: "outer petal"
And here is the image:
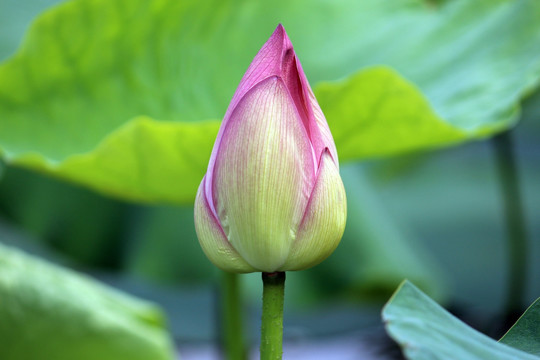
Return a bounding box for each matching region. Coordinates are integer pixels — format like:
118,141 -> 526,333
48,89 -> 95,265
294,58 -> 339,168
268,26 -> 338,169
225,25 -> 288,120
213,76 -> 314,272
205,25 -> 335,217
204,25 -> 291,218
194,176 -> 256,273
281,150 -> 347,271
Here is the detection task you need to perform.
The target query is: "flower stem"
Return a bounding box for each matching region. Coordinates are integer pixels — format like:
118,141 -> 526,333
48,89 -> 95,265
221,271 -> 246,360
492,131 -> 528,318
260,272 -> 285,360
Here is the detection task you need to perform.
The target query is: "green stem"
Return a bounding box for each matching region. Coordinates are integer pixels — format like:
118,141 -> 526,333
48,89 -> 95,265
221,271 -> 246,360
493,131 -> 528,315
260,272 -> 285,360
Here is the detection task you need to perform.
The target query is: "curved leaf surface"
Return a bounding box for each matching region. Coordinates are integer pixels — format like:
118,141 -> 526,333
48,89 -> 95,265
0,242 -> 174,360
317,67 -> 466,161
383,281 -> 538,360
500,297 -> 540,357
0,0 -> 539,203
9,116 -> 219,203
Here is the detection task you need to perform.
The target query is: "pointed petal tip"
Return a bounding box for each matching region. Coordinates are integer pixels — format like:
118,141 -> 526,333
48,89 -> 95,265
318,146 -> 339,169
274,23 -> 285,35
268,24 -> 283,42
270,23 -> 292,48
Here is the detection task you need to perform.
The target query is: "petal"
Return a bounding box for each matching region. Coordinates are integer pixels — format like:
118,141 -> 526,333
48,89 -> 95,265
194,176 -> 256,273
226,24 -> 289,118
213,76 -> 314,272
281,150 -> 347,271
294,58 -> 339,168
256,25 -> 339,168
205,25 -> 333,218
204,25 -> 291,219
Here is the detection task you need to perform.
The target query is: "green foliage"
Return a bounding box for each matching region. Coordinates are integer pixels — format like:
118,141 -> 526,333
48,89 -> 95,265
305,165 -> 445,302
317,67 -> 465,161
383,281 -> 539,360
11,117 -> 219,204
1,0 -> 540,356
0,243 -> 174,360
125,205 -> 216,283
0,167 -> 126,267
0,0 -> 539,203
0,0 -> 63,61
500,298 -> 540,357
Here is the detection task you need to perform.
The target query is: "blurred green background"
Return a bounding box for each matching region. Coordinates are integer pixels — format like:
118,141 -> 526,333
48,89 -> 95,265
1,0 -> 540,359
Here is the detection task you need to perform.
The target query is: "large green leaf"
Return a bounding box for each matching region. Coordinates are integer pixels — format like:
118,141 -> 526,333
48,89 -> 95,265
10,117 -> 219,203
500,298 -> 540,357
0,242 -> 174,360
317,67 -> 466,161
383,281 -> 538,360
1,0 -> 539,203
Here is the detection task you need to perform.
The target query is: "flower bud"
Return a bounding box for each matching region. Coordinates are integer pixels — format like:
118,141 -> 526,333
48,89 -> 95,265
194,25 -> 346,273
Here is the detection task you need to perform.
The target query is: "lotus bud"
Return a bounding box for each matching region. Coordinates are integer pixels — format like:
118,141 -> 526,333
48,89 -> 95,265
194,25 -> 346,273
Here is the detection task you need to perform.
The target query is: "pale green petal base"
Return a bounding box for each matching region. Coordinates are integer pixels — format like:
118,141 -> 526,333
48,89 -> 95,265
213,77 -> 313,272
281,151 -> 347,271
194,179 -> 256,273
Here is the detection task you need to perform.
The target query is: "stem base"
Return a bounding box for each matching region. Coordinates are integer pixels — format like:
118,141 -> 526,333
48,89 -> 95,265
260,272 -> 286,360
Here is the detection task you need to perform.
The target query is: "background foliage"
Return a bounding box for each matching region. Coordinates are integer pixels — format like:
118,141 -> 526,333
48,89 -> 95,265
1,0 -> 540,358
